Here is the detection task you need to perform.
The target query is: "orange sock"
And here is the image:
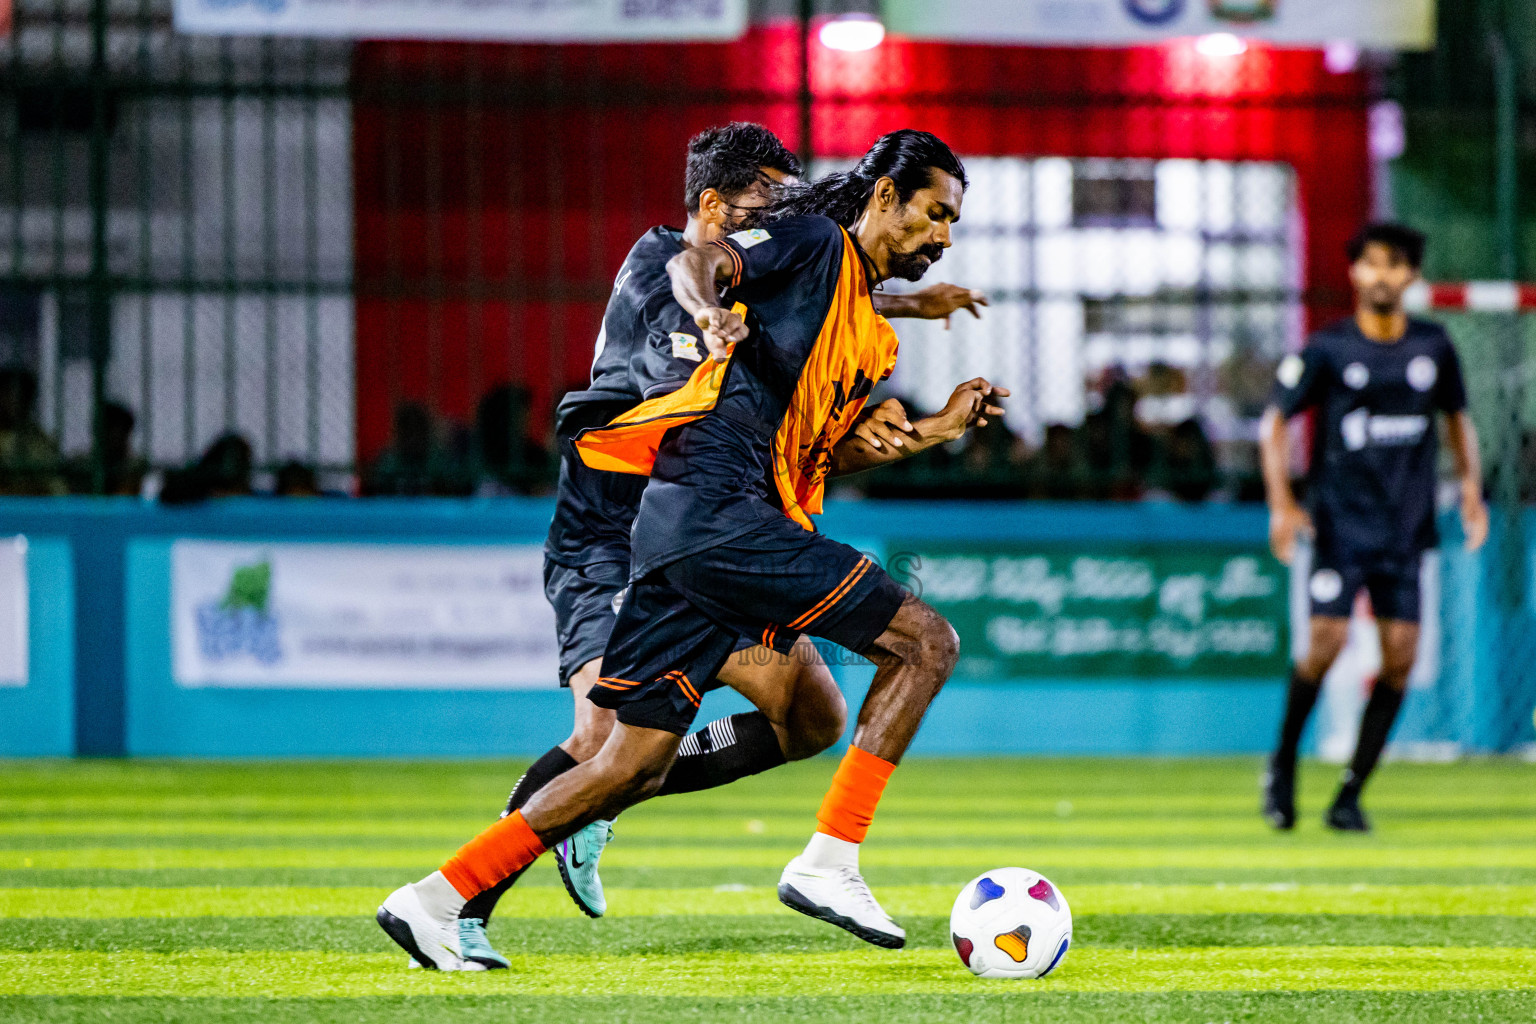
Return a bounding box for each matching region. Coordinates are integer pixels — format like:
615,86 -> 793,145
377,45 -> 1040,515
815,746 -> 896,844
440,810 -> 547,899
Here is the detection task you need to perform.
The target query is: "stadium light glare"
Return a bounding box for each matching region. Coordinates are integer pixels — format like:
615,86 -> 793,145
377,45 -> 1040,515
820,13 -> 885,52
1195,33 -> 1248,58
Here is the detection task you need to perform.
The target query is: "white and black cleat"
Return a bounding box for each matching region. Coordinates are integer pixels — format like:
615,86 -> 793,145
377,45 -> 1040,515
778,856 -> 906,949
377,883 -> 465,971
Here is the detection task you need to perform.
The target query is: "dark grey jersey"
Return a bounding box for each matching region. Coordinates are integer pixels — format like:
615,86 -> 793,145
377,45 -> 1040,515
546,226 -> 709,569
1271,317 -> 1467,556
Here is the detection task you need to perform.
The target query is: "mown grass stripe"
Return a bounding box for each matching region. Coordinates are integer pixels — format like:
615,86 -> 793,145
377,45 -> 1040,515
5,844 -> 1534,871
6,914 -> 1536,955
5,884 -> 1534,919
5,992 -> 1536,1024
3,947 -> 1534,996
7,817 -> 1534,844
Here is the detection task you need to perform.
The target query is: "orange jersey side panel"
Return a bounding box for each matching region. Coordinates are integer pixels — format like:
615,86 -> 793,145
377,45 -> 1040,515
771,232 -> 899,529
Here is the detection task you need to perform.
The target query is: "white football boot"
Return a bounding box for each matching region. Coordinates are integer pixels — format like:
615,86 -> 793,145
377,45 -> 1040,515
377,872 -> 468,970
777,833 -> 905,949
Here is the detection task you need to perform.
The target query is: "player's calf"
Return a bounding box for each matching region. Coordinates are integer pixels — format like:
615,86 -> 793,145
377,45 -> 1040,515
779,598 -> 959,949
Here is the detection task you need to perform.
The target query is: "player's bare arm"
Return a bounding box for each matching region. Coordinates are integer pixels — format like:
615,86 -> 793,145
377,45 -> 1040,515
665,245 -> 745,361
873,283 -> 988,327
1259,405 -> 1311,565
832,378 -> 1009,475
1446,409 -> 1488,550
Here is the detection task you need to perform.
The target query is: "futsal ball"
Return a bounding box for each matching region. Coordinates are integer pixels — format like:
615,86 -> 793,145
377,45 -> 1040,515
949,868 -> 1072,979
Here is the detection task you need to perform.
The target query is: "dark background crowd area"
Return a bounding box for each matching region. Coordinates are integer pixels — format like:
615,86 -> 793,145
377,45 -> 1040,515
5,362 -> 1529,505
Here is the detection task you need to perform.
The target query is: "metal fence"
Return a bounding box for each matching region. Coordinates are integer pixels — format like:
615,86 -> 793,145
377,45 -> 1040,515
0,0 -> 1526,516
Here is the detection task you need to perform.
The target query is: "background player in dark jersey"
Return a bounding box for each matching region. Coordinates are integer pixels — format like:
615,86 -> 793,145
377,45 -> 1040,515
377,131 -> 1006,967
443,124 -> 994,969
1260,223 -> 1488,833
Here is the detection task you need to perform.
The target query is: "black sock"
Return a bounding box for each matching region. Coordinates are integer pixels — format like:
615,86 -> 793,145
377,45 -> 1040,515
655,712 -> 786,796
1339,683 -> 1406,803
1274,670 -> 1321,770
460,746 -> 579,922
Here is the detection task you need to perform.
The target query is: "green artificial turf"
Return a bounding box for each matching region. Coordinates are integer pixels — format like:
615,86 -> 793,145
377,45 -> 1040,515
2,758 -> 1534,1022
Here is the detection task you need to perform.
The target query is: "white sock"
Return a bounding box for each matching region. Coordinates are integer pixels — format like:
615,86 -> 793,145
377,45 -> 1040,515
412,870 -> 467,920
801,831 -> 859,870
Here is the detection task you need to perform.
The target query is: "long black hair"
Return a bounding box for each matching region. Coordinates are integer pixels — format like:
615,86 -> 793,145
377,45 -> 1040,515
684,122 -> 802,213
763,129 -> 967,227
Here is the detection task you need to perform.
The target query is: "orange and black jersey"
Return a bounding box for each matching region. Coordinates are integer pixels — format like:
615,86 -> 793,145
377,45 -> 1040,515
575,214 -> 899,579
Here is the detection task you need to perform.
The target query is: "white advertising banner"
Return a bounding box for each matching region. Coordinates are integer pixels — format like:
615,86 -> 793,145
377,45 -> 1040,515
171,541 -> 559,688
174,0 -> 747,41
0,537 -> 26,688
886,0 -> 1435,49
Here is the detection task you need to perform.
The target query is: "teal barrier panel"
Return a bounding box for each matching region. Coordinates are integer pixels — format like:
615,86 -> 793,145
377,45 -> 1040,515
0,537 -> 73,756
111,501 -> 1293,757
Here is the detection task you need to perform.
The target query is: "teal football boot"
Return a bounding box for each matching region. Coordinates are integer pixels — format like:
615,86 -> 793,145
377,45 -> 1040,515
456,917 -> 509,970
555,818 -> 615,918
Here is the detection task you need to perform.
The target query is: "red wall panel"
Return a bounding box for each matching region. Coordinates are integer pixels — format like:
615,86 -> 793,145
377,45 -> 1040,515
351,26 -> 1369,463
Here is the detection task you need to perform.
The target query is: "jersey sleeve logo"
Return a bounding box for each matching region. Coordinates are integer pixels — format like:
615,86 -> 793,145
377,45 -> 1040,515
1276,354 -> 1304,388
728,228 -> 772,249
670,331 -> 703,362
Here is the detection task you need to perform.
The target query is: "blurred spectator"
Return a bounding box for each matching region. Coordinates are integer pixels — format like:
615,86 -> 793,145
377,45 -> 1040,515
950,416 -> 1029,499
160,433 -> 254,504
274,460 -> 321,497
0,366 -> 65,495
1024,423 -> 1088,500
1157,418 -> 1219,502
66,401 -> 147,496
473,385 -> 553,495
1081,370 -> 1151,500
363,402 -> 469,497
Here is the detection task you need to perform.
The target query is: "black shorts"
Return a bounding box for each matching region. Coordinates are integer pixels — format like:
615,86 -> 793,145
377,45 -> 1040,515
589,516 -> 910,735
544,559 -> 758,687
1308,541 -> 1422,623
544,560 -> 629,687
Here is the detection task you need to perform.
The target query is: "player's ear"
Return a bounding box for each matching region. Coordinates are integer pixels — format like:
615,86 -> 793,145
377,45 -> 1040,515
696,187 -> 725,226
873,176 -> 897,212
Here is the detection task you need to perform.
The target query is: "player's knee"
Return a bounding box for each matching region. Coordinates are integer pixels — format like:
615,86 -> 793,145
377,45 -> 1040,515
563,717 -> 614,763
1379,649 -> 1416,690
919,611 -> 961,678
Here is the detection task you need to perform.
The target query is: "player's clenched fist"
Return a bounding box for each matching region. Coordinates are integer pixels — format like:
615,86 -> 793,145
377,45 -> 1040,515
851,398 -> 914,451
694,306 -> 747,362
1268,500 -> 1312,565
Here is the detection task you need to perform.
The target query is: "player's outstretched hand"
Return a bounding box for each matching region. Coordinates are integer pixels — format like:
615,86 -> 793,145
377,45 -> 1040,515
694,306 -> 747,362
911,283 -> 988,328
1269,501 -> 1312,565
1461,486 -> 1489,551
852,398 -> 915,452
933,378 -> 1010,441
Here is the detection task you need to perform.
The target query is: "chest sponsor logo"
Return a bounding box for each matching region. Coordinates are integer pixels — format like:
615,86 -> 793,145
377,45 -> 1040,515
1340,409 -> 1428,452
728,228 -> 772,250
1277,354 -> 1304,388
1343,362 -> 1369,389
1407,355 -> 1438,392
670,332 -> 702,362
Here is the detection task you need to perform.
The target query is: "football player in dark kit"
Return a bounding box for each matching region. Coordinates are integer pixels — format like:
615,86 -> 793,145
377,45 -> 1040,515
1261,223 -> 1488,833
419,124 -> 993,969
378,130 -> 1008,968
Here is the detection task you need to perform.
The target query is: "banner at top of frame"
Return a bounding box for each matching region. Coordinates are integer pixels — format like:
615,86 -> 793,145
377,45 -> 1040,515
174,0 -> 748,41
887,0 -> 1435,50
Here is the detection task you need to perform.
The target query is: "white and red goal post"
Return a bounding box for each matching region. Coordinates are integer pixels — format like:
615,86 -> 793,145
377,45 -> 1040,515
1405,281 -> 1536,313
